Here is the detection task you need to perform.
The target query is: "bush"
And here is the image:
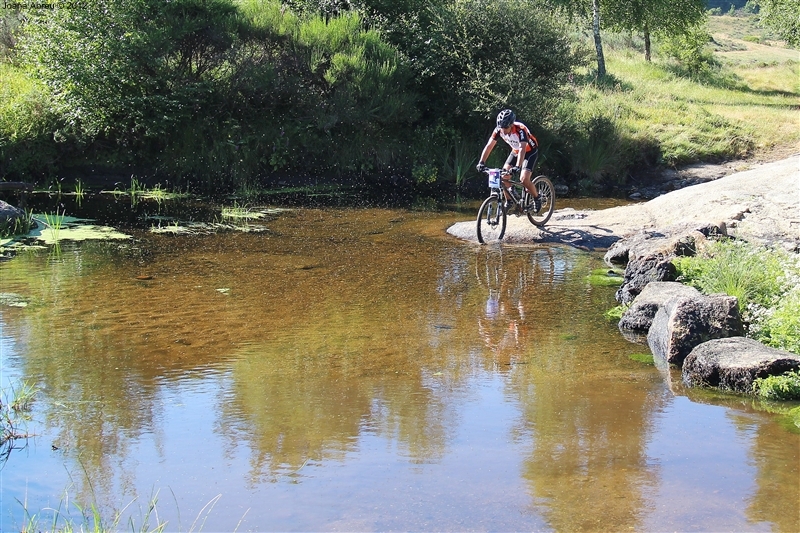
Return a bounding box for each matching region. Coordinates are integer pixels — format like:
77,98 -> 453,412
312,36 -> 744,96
753,370 -> 800,401
0,63 -> 60,179
674,238 -> 800,353
659,21 -> 717,77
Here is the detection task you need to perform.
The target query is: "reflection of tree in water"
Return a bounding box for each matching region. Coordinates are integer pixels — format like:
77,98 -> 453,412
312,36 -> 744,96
731,411 -> 800,532
470,246 -> 666,531
220,311 -> 457,482
1,248 -> 161,508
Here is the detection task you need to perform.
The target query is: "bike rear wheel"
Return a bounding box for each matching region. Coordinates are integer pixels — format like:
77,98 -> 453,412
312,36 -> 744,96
476,195 -> 506,244
526,176 -> 555,226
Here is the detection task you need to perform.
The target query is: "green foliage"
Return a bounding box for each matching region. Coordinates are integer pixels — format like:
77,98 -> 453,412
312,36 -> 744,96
673,238 -> 788,311
605,0 -> 706,39
409,0 -> 581,125
14,0 -> 418,190
673,238 -> 800,353
660,21 -> 718,75
753,370 -> 800,400
756,0 -> 800,46
0,62 -> 60,178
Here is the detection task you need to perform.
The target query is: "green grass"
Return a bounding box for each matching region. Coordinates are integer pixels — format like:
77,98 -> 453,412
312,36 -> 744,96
570,17 -> 799,169
753,370 -> 800,401
673,238 -> 800,354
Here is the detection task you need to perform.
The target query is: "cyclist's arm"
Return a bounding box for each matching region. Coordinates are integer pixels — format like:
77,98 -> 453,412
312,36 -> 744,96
478,138 -> 497,166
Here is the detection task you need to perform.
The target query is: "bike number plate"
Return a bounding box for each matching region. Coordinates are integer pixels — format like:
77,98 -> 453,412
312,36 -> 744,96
488,170 -> 500,188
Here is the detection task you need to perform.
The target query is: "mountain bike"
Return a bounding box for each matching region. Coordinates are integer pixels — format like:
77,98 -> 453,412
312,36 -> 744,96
476,168 -> 555,244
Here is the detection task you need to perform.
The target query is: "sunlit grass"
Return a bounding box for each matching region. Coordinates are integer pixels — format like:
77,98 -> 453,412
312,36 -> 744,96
572,41 -> 800,166
673,238 -> 800,354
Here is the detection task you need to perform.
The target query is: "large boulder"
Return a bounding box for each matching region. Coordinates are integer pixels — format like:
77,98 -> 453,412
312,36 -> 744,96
614,254 -> 677,305
683,337 -> 800,393
647,294 -> 743,367
618,281 -> 701,332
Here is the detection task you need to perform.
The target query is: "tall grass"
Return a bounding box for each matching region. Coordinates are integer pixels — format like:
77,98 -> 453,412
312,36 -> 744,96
673,238 -> 800,354
568,36 -> 799,170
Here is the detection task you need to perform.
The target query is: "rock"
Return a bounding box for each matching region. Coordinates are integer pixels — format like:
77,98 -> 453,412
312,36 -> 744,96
603,221 -> 727,266
614,254 -> 677,305
0,200 -> 25,225
647,294 -> 744,367
618,281 -> 701,332
682,337 -> 800,394
446,155 -> 799,251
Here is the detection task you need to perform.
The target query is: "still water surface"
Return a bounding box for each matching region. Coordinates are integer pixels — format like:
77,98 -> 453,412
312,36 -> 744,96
1,204 -> 798,532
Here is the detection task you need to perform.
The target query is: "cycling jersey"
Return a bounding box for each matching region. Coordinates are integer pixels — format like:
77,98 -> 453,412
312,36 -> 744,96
491,122 -> 538,155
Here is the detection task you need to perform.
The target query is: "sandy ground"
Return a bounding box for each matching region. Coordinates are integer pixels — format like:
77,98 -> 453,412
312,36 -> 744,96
447,154 -> 800,251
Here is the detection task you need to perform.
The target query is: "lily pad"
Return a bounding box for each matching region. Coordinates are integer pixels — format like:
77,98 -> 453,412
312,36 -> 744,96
0,292 -> 29,307
31,224 -> 131,245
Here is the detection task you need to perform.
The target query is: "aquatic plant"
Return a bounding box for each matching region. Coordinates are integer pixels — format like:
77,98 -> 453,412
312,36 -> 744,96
628,353 -> 654,365
39,208 -> 65,243
586,268 -> 624,287
0,208 -> 34,238
1,380 -> 36,463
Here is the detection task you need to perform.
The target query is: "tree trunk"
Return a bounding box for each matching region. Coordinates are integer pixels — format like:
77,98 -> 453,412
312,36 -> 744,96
644,25 -> 651,62
592,0 -> 606,78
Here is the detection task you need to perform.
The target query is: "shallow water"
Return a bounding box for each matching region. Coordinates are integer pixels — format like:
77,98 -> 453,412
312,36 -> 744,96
1,203 -> 798,532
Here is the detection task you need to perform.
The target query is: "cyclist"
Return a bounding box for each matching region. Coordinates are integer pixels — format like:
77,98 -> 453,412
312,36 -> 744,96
476,109 -> 541,212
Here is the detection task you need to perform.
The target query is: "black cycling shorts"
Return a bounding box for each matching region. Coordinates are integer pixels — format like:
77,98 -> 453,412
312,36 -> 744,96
505,147 -> 539,172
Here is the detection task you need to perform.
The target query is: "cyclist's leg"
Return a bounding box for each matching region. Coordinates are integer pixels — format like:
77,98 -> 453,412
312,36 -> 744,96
520,149 -> 539,198
502,152 -> 516,201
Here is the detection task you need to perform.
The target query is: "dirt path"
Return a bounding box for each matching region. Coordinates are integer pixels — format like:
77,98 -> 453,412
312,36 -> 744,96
447,154 -> 800,251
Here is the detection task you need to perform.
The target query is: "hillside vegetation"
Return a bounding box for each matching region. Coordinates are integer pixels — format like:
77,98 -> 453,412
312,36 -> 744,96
0,4 -> 797,196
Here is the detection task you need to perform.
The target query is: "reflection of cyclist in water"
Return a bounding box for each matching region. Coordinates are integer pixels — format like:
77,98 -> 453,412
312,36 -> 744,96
476,253 -> 531,364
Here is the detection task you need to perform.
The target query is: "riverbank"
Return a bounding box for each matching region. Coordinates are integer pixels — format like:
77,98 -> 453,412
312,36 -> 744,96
447,153 -> 800,251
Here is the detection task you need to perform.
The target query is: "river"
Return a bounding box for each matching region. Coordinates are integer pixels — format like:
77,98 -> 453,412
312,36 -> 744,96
0,197 -> 798,532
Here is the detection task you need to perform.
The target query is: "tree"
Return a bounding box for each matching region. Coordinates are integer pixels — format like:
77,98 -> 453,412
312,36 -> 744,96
545,0 -> 608,77
21,0 -> 243,142
412,0 -> 579,124
757,0 -> 800,47
605,0 -> 706,61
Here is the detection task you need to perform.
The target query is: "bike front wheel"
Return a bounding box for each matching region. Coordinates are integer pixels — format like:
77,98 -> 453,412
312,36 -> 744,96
526,176 -> 555,226
476,195 -> 507,244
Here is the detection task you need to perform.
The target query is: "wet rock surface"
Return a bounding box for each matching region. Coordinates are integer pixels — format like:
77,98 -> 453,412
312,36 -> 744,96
618,281 -> 701,332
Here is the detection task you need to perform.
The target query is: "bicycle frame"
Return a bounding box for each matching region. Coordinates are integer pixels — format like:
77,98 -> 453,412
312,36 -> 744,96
487,169 -> 528,211
477,167 -> 555,243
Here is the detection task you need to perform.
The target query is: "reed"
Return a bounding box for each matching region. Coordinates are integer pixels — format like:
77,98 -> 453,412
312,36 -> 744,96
1,380 -> 36,463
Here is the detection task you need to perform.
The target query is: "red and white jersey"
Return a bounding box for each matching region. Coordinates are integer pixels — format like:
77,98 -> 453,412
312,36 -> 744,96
491,122 -> 538,155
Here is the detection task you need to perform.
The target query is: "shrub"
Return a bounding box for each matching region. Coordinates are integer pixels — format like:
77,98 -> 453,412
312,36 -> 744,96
753,370 -> 800,401
674,238 -> 800,354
